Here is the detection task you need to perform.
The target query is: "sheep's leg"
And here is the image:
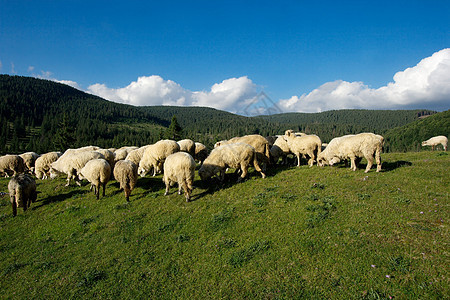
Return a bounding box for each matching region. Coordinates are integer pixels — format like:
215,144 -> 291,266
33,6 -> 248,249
164,181 -> 170,196
350,157 -> 357,171
178,182 -> 182,195
238,163 -> 248,182
102,183 -> 106,197
183,180 -> 191,202
11,196 -> 17,217
365,156 -> 374,173
96,184 -> 100,200
306,151 -> 315,167
296,153 -> 301,167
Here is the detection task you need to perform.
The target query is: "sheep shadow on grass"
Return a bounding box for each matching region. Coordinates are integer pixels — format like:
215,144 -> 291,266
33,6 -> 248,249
32,189 -> 87,210
381,160 -> 412,172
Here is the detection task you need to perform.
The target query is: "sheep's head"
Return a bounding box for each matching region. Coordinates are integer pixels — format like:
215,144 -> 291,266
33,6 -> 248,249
214,141 -> 225,148
421,141 -> 427,147
49,167 -> 61,179
198,164 -> 215,181
329,157 -> 341,166
317,154 -> 329,167
138,167 -> 148,178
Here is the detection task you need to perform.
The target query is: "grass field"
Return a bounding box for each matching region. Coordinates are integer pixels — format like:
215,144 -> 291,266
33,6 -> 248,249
0,151 -> 448,299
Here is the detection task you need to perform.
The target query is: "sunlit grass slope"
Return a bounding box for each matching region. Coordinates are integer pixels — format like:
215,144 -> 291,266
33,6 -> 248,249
0,151 -> 448,299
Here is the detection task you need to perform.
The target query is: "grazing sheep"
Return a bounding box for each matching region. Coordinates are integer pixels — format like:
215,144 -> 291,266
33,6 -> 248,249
163,152 -> 196,202
114,146 -> 138,162
125,145 -> 150,165
194,142 -> 208,165
421,136 -> 448,151
317,133 -> 384,173
95,149 -> 116,170
177,139 -> 196,157
199,143 -> 266,182
50,150 -> 105,186
138,140 -> 180,177
19,152 -> 40,173
34,151 -> 62,180
0,155 -> 26,177
113,160 -> 138,202
8,174 -> 37,216
214,134 -> 271,166
78,159 -> 111,199
270,135 -> 292,165
283,130 -> 322,167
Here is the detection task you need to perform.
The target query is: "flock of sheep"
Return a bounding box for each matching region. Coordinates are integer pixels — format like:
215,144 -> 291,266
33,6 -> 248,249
1,131 -> 447,216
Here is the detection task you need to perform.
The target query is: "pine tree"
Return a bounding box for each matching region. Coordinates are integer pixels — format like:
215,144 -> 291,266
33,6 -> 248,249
165,115 -> 182,140
53,113 -> 75,151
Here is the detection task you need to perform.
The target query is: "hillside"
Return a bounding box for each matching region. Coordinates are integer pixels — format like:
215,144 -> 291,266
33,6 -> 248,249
0,74 -> 446,153
384,109 -> 450,152
0,151 -> 448,298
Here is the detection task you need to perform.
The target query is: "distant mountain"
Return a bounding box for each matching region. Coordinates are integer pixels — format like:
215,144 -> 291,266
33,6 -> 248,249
0,74 -> 444,154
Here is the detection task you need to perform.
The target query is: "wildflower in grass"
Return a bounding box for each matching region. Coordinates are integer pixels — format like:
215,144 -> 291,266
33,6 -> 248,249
386,275 -> 390,278
420,211 -> 424,214
371,264 -> 376,268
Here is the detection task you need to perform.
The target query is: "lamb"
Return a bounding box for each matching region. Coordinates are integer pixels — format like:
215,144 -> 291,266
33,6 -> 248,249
78,158 -> 111,199
198,143 -> 266,182
177,139 -> 196,157
317,133 -> 384,173
114,146 -> 138,162
283,130 -> 322,167
138,140 -> 180,177
34,151 -> 62,179
421,136 -> 448,151
0,155 -> 26,177
163,152 -> 196,202
50,150 -> 105,186
8,174 -> 37,216
214,134 -> 271,166
125,145 -> 151,165
194,142 -> 208,165
19,152 -> 40,173
113,160 -> 138,202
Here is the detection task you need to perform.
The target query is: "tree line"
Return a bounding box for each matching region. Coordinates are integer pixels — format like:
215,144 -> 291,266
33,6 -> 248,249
0,74 -> 446,154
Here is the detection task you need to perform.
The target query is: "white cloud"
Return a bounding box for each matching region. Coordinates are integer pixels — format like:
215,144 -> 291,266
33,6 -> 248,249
87,75 -> 260,114
27,66 -> 35,72
278,48 -> 450,112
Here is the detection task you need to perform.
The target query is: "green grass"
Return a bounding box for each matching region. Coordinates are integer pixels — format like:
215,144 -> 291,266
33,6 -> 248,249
0,151 -> 448,299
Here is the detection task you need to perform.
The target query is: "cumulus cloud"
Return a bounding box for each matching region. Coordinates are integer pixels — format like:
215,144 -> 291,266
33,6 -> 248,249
87,75 -> 260,114
278,48 -> 450,112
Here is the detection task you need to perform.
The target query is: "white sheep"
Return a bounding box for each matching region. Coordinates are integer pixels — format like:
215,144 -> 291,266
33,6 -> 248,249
113,160 -> 138,202
283,130 -> 322,167
194,142 -> 208,165
138,140 -> 180,177
34,151 -> 62,179
317,133 -> 384,173
177,139 -> 196,157
95,149 -> 116,170
270,135 -> 291,165
125,145 -> 151,165
0,155 -> 26,177
199,143 -> 266,182
19,152 -> 40,173
114,146 -> 138,162
163,152 -> 196,202
78,158 -> 111,199
421,136 -> 448,151
8,173 -> 37,216
214,134 -> 271,166
50,150 -> 105,186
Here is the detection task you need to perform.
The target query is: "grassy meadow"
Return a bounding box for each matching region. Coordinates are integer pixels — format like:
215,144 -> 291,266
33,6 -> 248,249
0,151 -> 448,299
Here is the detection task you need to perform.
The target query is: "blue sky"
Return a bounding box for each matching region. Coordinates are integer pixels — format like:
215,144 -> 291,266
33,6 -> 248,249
1,0 -> 449,114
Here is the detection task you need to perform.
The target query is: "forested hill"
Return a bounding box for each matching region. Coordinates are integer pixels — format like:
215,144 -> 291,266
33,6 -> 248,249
384,109 -> 450,152
0,74 -> 444,154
